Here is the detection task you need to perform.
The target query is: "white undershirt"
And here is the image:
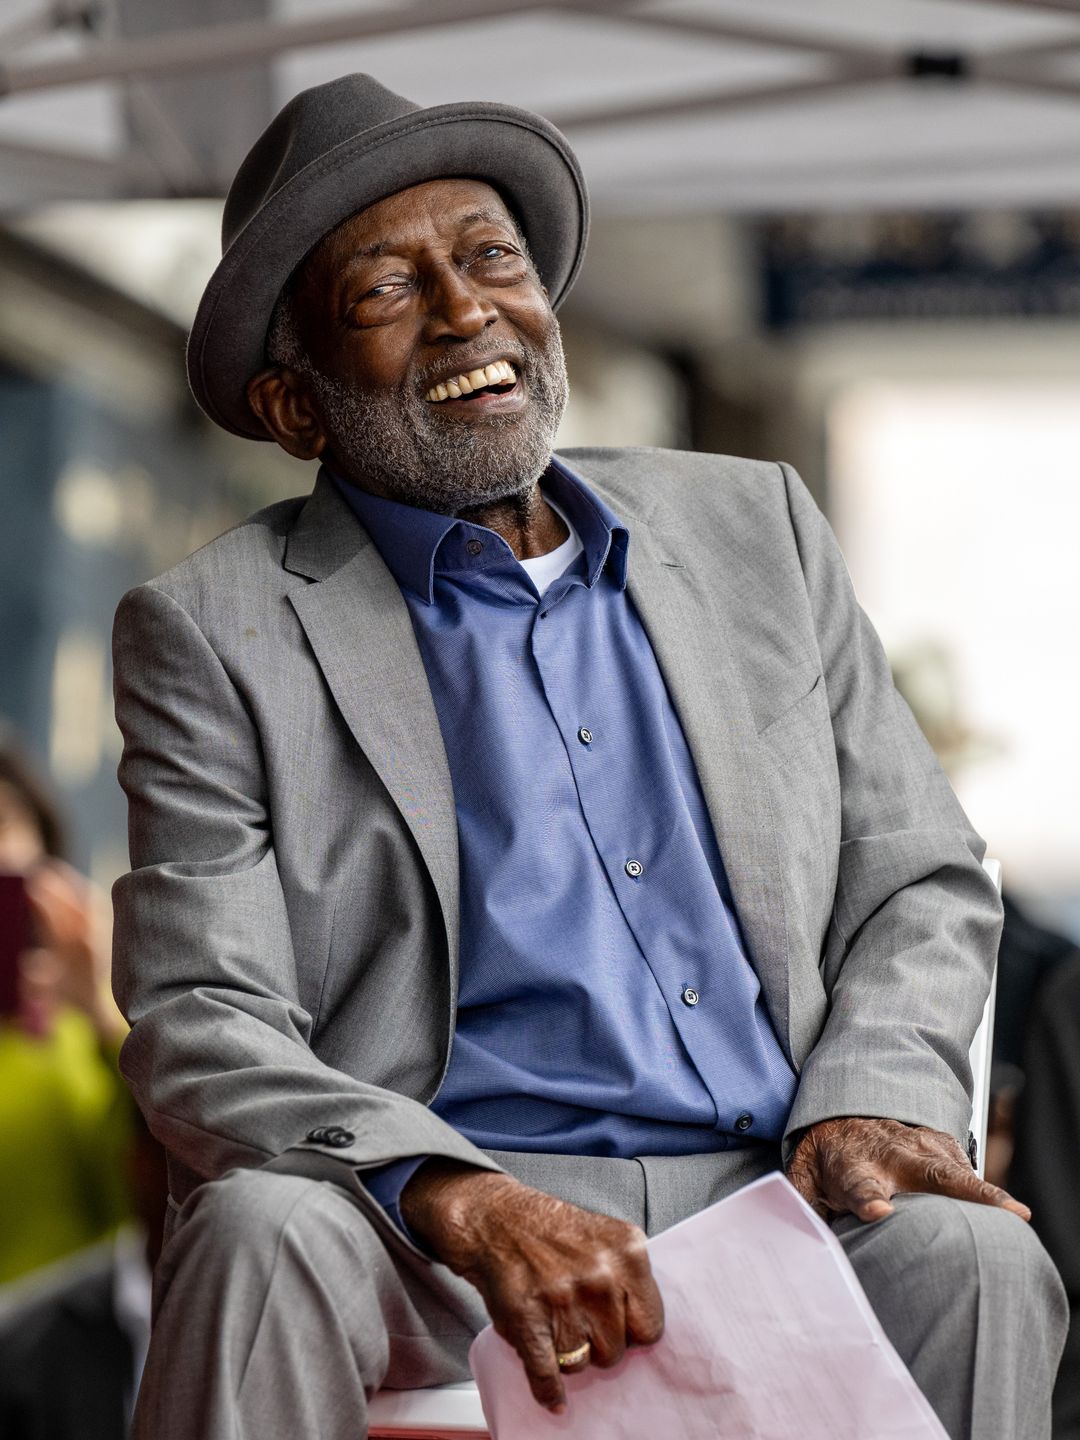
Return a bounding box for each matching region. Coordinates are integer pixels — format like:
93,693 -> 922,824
516,495 -> 584,597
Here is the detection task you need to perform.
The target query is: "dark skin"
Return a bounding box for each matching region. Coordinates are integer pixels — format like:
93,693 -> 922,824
247,177 -> 1031,1414
247,178 -> 567,561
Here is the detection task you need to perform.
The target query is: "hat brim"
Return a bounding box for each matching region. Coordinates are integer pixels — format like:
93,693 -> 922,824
187,101 -> 588,440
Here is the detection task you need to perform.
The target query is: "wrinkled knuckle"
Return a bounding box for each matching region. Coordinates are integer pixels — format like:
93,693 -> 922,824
514,1316 -> 554,1360
621,1241 -> 651,1280
924,1158 -> 961,1190
579,1258 -> 618,1294
544,1275 -> 576,1308
592,1241 -> 619,1268
520,1341 -> 555,1380
839,1172 -> 874,1198
621,1225 -> 649,1258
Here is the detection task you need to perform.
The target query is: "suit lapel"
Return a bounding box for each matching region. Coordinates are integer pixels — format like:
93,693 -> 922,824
621,518 -> 795,1064
284,473 -> 460,983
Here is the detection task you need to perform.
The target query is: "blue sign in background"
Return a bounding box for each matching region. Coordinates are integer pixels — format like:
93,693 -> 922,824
763,213 -> 1080,328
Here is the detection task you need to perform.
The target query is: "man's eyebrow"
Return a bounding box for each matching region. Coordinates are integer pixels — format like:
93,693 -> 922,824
343,240 -> 389,265
459,207 -> 517,229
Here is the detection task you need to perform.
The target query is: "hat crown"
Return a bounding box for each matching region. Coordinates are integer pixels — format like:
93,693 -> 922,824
191,74 -> 587,438
222,74 -> 419,252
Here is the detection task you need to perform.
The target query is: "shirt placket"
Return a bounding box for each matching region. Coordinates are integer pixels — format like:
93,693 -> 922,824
529,578 -> 786,1140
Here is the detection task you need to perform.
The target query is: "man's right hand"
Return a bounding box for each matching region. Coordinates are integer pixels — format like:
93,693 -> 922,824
400,1159 -> 665,1413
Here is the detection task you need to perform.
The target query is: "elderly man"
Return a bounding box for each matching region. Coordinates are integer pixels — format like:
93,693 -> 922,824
112,75 -> 1064,1440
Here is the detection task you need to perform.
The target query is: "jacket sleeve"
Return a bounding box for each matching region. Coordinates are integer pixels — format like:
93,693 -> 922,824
778,462 -> 1003,1155
111,581 -> 501,1206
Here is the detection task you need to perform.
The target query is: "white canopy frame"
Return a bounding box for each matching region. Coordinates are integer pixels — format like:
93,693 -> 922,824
3,1 -> 1080,212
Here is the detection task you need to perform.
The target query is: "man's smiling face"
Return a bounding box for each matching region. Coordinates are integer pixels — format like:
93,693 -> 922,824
249,177 -> 569,515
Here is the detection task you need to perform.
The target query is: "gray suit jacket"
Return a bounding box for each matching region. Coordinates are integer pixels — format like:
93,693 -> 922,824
111,449 -> 1002,1210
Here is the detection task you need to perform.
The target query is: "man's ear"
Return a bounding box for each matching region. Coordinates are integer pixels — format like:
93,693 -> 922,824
246,367 -> 327,460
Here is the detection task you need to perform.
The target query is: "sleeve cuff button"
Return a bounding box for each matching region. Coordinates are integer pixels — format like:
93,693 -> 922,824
308,1126 -> 355,1147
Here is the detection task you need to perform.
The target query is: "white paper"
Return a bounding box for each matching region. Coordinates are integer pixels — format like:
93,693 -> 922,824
469,1172 -> 948,1439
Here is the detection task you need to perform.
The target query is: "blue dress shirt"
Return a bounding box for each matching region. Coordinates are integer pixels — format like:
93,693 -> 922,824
336,457 -> 796,1203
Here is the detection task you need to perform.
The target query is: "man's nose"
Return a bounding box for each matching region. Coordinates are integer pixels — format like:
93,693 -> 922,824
422,264 -> 498,340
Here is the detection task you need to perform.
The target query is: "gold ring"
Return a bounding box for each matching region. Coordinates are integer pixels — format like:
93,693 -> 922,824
556,1341 -> 591,1369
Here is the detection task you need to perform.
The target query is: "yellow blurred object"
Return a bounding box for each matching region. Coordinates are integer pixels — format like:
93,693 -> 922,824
0,1007 -> 133,1285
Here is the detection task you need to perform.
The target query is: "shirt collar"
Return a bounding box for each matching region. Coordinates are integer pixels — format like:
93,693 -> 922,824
331,455 -> 630,605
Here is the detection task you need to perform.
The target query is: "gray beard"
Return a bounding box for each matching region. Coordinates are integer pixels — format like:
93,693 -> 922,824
303,325 -> 569,515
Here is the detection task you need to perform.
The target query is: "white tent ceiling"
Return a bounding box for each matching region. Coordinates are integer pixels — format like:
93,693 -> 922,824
2,0 -> 1080,215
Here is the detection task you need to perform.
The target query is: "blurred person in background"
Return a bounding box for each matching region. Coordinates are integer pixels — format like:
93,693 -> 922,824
0,733 -> 133,1285
0,1108 -> 168,1440
891,644 -> 1080,1175
1010,955 -> 1080,1440
892,644 -> 1080,1440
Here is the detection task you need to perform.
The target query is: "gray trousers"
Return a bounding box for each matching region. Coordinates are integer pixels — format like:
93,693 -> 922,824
133,1147 -> 1067,1440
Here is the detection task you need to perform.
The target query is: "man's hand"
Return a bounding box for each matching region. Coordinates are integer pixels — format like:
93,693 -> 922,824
20,862 -> 126,1044
786,1116 -> 1031,1224
400,1160 -> 664,1413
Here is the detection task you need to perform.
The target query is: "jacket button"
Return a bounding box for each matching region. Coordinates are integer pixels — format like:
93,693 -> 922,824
681,986 -> 700,1007
323,1127 -> 355,1147
625,859 -> 644,879
735,1112 -> 754,1133
307,1126 -> 354,1147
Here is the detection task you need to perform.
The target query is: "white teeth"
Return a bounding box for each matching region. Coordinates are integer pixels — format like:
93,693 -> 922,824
425,360 -> 518,401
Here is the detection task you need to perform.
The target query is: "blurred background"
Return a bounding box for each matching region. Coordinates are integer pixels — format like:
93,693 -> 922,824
0,1 -> 1078,1436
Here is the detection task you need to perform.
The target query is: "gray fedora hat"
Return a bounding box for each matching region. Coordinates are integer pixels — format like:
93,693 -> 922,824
187,73 -> 589,440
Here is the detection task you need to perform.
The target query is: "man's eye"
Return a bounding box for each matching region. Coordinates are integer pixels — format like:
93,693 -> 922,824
348,278 -> 411,325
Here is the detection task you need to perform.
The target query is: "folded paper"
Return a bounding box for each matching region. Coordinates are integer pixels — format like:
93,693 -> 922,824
469,1172 -> 948,1439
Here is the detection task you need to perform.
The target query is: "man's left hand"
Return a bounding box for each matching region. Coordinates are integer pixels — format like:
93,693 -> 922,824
786,1116 -> 1031,1224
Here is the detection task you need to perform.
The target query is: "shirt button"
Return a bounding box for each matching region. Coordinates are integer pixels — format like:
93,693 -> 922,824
577,727 -> 594,746
466,538 -> 484,556
735,1112 -> 754,1133
624,859 -> 644,879
681,986 -> 700,1007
